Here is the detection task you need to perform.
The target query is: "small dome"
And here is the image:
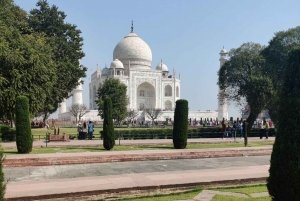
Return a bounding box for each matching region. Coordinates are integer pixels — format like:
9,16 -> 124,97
220,47 -> 227,54
113,32 -> 152,68
110,59 -> 124,69
156,62 -> 168,72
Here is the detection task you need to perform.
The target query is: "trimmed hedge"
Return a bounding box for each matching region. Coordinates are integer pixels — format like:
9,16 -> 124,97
173,100 -> 188,149
267,47 -> 300,200
15,96 -> 32,153
100,127 -> 275,140
103,97 -> 115,150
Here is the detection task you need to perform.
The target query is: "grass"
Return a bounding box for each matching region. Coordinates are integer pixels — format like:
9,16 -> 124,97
112,188 -> 202,201
2,141 -> 273,155
95,184 -> 270,201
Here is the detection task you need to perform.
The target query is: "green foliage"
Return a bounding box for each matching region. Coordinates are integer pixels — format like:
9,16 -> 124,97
173,99 -> 188,149
262,26 -> 300,125
267,47 -> 300,200
218,42 -> 273,129
97,78 -> 129,123
28,0 -> 87,120
0,0 -> 56,121
103,97 -> 115,150
15,96 -> 32,153
0,146 -> 6,200
0,125 -> 16,141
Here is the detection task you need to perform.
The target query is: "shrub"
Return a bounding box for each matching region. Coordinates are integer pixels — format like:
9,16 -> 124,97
173,99 -> 188,149
103,97 -> 115,150
0,125 -> 16,141
15,96 -> 32,153
267,47 -> 300,200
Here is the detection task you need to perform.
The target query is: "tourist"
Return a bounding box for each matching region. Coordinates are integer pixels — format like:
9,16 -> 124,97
259,120 -> 264,139
239,121 -> 243,138
82,122 -> 87,140
77,123 -> 82,139
88,121 -> 94,140
265,120 -> 270,139
233,121 -> 237,138
221,121 -> 226,139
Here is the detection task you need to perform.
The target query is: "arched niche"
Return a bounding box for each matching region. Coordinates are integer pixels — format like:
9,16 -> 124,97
136,82 -> 155,110
165,85 -> 172,96
176,86 -> 179,97
165,100 -> 172,110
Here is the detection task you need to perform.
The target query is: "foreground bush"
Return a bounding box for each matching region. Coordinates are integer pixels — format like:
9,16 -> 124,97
0,147 -> 6,200
15,96 -> 32,153
173,99 -> 188,149
268,47 -> 300,200
103,97 -> 115,150
0,125 -> 16,141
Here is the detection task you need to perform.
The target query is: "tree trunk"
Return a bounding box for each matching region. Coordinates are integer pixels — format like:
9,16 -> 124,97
246,112 -> 258,130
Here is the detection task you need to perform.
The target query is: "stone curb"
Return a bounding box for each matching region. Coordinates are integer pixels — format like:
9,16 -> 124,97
3,148 -> 272,167
5,177 -> 267,201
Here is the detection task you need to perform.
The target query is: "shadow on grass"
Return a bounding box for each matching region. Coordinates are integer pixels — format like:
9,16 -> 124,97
64,146 -> 106,151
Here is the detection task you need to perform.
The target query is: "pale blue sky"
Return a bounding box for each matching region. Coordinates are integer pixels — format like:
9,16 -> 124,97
15,0 -> 300,119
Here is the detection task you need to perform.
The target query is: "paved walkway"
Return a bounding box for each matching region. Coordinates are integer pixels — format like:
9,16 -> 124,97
1,137 -> 274,148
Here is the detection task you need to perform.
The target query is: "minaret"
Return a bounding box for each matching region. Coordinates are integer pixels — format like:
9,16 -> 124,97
59,99 -> 67,113
218,47 -> 229,121
72,59 -> 83,105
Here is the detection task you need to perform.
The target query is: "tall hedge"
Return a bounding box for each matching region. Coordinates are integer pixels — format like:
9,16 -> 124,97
267,47 -> 300,200
103,97 -> 115,150
15,96 -> 32,153
173,99 -> 188,149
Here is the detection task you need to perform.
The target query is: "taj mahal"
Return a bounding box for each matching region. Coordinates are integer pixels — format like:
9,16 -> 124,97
58,23 -> 228,122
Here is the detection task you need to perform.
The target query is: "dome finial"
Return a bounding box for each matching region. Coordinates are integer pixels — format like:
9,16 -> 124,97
131,20 -> 134,32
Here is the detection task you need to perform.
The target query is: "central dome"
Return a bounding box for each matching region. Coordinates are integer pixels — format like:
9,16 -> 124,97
113,32 -> 152,69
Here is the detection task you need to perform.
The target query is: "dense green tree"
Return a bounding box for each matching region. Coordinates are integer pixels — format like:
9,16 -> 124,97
28,0 -> 87,121
0,146 -> 5,201
261,26 -> 300,124
0,0 -> 55,124
218,42 -> 273,129
15,96 -> 32,153
173,99 -> 188,149
103,97 -> 115,150
96,78 -> 129,124
267,47 -> 300,200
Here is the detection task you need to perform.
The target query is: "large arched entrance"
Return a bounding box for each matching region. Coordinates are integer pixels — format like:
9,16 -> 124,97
137,82 -> 156,110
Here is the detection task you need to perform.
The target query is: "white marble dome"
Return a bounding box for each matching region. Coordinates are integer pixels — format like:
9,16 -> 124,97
113,32 -> 152,68
220,48 -> 227,54
110,59 -> 124,69
156,62 -> 168,72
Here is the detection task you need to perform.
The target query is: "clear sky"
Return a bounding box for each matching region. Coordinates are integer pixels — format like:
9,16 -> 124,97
14,0 -> 300,119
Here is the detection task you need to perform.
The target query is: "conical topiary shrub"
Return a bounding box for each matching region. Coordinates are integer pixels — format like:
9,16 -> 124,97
172,99 -> 188,149
103,97 -> 115,150
267,47 -> 300,200
15,96 -> 32,153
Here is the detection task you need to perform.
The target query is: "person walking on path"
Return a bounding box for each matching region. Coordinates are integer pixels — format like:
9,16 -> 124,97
88,121 -> 94,140
259,121 -> 264,139
265,120 -> 270,139
239,121 -> 243,138
221,121 -> 226,139
233,121 -> 237,139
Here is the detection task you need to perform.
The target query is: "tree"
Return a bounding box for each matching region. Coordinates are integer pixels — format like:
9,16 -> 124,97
68,104 -> 89,123
15,96 -> 32,153
0,0 -> 55,124
28,0 -> 87,120
173,99 -> 188,149
0,146 -> 6,201
96,78 -> 128,124
261,26 -> 300,124
103,97 -> 115,150
126,109 -> 138,124
267,47 -> 300,200
145,108 -> 162,126
218,42 -> 273,129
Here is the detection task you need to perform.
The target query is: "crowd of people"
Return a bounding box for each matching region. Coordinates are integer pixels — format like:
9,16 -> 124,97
77,121 -> 94,140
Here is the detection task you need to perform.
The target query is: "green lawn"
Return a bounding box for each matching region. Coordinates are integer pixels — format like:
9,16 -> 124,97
3,141 -> 273,155
96,184 -> 270,201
